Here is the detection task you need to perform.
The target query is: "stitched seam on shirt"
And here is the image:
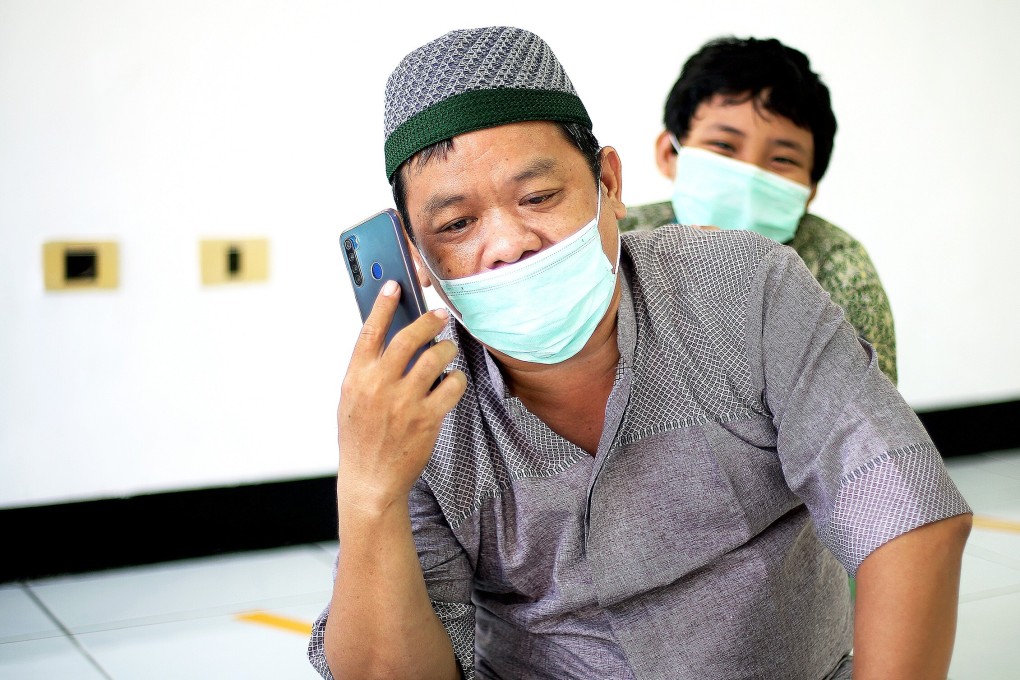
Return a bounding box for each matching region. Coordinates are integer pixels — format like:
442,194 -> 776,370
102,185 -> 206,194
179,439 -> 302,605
836,442 -> 938,487
440,355 -> 652,530
815,441 -> 968,576
617,408 -> 763,447
445,451 -> 590,530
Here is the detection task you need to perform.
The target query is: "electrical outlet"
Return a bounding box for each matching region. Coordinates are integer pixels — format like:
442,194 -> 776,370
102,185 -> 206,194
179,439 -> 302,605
43,241 -> 119,291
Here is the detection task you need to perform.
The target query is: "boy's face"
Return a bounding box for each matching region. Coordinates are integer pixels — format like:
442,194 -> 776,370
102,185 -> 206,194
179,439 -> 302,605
657,93 -> 817,191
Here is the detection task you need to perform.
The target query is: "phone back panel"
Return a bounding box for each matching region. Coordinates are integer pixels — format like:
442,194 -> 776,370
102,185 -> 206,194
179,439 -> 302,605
340,209 -> 430,352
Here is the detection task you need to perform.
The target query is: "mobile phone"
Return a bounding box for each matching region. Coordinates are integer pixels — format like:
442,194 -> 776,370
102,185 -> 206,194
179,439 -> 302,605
340,209 -> 433,369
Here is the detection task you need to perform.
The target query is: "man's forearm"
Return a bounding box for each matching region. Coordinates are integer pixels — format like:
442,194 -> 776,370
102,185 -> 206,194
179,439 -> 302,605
852,513 -> 972,679
324,496 -> 460,680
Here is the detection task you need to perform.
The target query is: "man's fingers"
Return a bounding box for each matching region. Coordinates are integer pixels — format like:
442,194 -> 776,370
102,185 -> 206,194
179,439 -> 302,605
351,280 -> 401,360
382,308 -> 450,373
407,339 -> 459,392
427,368 -> 468,414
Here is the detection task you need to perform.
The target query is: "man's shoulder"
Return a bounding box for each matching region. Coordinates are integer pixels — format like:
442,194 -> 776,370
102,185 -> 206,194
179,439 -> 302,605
623,222 -> 784,293
619,200 -> 677,232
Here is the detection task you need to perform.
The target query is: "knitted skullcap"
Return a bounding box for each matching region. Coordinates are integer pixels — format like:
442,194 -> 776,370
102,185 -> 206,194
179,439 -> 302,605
383,26 -> 592,180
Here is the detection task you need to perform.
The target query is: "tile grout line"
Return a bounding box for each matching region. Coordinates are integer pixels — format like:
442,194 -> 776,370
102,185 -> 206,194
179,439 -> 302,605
22,583 -> 115,680
963,543 -> 1020,571
958,581 -> 1020,604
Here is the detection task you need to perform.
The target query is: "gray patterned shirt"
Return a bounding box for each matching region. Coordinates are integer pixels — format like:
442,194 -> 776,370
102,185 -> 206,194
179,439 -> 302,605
619,203 -> 898,384
309,225 -> 969,680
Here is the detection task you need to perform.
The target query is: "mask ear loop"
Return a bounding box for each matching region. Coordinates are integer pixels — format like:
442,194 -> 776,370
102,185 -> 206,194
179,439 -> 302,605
612,226 -> 622,276
668,132 -> 682,155
599,189 -> 622,277
588,186 -> 621,277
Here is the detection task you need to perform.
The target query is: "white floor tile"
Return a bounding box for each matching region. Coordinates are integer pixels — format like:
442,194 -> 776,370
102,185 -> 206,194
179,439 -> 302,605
28,545 -> 333,634
944,458 -> 1020,518
966,527 -> 1020,568
950,588 -> 1020,680
314,541 -> 338,560
78,602 -> 323,680
0,585 -> 62,644
0,635 -> 108,679
980,449 -> 1020,481
959,550 -> 1020,601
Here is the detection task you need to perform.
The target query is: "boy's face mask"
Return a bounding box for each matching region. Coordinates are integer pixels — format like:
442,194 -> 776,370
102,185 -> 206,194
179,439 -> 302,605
669,140 -> 811,244
422,191 -> 619,364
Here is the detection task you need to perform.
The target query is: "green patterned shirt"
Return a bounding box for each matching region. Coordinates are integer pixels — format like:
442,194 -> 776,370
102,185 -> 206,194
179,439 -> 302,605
619,201 -> 897,383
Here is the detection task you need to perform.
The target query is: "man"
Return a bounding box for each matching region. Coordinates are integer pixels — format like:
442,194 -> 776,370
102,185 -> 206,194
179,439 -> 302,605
621,37 -> 898,383
309,26 -> 970,680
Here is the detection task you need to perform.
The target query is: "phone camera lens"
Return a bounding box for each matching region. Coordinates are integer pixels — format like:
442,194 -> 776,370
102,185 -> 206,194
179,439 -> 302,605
344,238 -> 354,252
353,272 -> 363,286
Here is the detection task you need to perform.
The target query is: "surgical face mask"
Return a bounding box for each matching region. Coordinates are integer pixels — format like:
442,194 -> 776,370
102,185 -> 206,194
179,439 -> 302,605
669,140 -> 811,243
422,192 -> 619,364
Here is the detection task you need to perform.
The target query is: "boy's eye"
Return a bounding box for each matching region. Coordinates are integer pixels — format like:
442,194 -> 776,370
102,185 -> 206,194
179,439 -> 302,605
709,141 -> 736,153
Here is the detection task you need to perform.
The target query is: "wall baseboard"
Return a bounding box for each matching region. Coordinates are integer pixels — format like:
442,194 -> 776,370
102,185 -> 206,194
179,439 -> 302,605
0,477 -> 338,584
916,399 -> 1019,458
2,399 -> 1017,584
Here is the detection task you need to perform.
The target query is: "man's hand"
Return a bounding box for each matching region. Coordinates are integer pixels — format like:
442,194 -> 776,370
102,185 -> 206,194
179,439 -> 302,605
326,280 -> 467,680
337,280 -> 467,516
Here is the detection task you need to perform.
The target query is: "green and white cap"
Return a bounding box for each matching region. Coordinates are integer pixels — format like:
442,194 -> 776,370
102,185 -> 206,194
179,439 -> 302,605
383,26 -> 592,180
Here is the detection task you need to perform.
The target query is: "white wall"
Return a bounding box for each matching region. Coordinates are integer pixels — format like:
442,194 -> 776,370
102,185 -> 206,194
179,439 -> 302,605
2,0 -> 1018,508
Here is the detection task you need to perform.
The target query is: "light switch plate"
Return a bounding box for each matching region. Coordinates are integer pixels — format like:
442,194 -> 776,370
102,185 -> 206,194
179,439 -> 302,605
200,238 -> 269,285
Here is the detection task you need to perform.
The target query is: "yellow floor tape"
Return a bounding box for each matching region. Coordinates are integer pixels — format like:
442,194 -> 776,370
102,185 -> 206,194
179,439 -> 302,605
972,515 -> 1020,534
236,611 -> 313,636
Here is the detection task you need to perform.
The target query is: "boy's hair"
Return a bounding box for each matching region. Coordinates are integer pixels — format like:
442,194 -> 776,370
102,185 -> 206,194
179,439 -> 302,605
664,36 -> 837,183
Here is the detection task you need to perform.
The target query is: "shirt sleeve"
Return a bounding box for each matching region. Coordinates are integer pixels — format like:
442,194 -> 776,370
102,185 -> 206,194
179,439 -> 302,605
815,237 -> 899,385
409,477 -> 477,679
306,481 -> 476,679
748,245 -> 970,577
307,573 -> 334,678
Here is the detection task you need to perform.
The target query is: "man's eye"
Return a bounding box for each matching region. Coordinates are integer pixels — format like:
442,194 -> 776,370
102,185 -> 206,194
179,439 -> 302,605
525,192 -> 555,205
773,156 -> 801,167
442,218 -> 471,232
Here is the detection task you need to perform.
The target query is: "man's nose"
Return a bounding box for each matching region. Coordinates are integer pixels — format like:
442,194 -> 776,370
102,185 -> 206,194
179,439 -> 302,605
484,212 -> 543,269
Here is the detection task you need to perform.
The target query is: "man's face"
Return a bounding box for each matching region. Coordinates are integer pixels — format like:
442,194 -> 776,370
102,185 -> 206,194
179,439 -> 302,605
401,121 -> 625,289
657,93 -> 816,190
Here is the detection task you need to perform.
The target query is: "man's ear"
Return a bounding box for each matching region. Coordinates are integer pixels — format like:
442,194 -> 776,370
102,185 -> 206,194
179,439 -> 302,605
598,146 -> 627,220
407,241 -> 433,289
654,130 -> 678,180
